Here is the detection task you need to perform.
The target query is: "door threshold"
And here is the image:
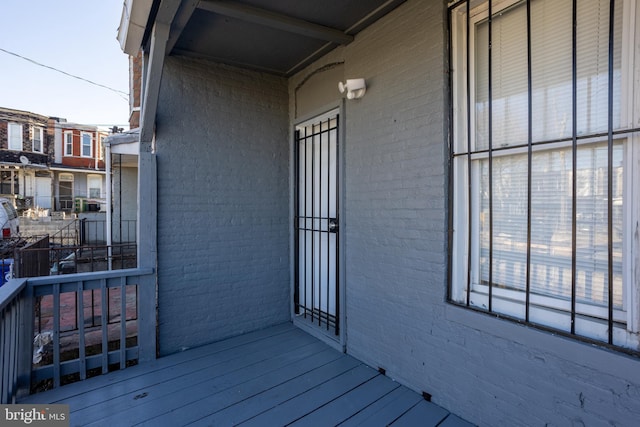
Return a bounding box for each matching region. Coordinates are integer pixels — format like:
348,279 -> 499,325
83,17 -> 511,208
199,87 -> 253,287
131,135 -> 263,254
293,315 -> 344,353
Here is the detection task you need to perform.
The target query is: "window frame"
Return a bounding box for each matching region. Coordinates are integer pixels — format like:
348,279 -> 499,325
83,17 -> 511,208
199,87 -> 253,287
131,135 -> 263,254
7,123 -> 23,151
81,132 -> 93,158
87,174 -> 102,199
64,131 -> 73,156
32,126 -> 44,153
448,0 -> 640,351
98,135 -> 105,161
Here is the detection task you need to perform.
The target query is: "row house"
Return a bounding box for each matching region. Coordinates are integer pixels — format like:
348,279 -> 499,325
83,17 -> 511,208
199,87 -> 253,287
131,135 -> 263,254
0,107 -> 107,213
50,119 -> 107,212
0,107 -> 50,209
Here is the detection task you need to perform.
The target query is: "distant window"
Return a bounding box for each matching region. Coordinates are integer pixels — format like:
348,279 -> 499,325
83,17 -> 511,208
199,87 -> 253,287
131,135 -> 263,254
58,173 -> 74,210
81,132 -> 92,157
88,174 -> 102,198
0,171 -> 18,195
98,136 -> 105,160
33,126 -> 44,153
8,123 -> 23,151
64,131 -> 73,156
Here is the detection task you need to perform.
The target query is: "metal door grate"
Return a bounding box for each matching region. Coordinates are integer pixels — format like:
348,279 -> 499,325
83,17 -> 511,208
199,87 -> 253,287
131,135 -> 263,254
294,112 -> 339,335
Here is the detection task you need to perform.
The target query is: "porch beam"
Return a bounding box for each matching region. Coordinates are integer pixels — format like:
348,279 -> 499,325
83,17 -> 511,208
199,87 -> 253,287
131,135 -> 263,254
167,0 -> 200,53
171,47 -> 289,75
344,0 -> 408,35
139,21 -> 170,144
136,22 -> 164,360
197,0 -> 354,45
136,1 -> 184,364
286,42 -> 338,76
139,0 -> 182,143
155,0 -> 183,25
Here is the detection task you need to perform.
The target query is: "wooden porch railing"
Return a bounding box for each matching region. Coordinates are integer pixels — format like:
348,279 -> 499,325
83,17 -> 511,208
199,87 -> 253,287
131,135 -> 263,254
0,268 -> 154,404
0,278 -> 29,404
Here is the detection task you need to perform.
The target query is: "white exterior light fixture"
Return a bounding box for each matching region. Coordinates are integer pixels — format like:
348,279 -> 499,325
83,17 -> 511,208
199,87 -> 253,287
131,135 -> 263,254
338,78 -> 366,99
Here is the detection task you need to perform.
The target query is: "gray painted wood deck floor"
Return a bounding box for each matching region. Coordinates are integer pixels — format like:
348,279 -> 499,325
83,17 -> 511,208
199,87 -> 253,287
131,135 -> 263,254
20,323 -> 473,426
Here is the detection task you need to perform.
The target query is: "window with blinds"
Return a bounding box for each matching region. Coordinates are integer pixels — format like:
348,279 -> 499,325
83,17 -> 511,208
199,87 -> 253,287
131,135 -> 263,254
7,123 -> 23,151
449,0 -> 639,352
81,132 -> 92,158
33,126 -> 44,153
64,131 -> 73,156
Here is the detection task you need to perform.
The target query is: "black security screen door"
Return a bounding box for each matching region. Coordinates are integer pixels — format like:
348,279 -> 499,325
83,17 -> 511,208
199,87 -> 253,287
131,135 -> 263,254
294,110 -> 340,335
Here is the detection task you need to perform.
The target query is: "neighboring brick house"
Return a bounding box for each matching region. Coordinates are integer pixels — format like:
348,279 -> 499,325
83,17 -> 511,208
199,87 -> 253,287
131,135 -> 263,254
0,107 -> 107,213
50,119 -> 107,212
0,107 -> 52,209
127,50 -> 143,129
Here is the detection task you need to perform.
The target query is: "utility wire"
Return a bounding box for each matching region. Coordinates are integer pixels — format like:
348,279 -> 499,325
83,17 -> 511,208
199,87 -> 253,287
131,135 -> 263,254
0,47 -> 129,101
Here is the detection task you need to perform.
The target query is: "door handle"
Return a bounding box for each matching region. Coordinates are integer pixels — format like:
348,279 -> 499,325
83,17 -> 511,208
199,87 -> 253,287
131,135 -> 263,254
329,218 -> 338,233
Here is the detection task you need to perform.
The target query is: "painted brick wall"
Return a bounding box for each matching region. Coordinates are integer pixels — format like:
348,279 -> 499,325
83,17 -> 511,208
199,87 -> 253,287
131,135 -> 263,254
154,57 -> 291,355
326,0 -> 640,425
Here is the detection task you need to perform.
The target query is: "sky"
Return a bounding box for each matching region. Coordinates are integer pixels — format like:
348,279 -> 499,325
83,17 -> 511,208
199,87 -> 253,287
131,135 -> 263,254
0,1 -> 130,130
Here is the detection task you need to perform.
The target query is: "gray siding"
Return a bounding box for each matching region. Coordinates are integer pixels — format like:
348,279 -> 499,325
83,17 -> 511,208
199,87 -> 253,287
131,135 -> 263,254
291,0 -> 640,425
112,166 -> 137,243
155,57 -> 290,355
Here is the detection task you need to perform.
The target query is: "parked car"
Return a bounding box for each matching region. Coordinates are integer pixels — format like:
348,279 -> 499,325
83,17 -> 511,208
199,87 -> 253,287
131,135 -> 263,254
0,197 -> 19,239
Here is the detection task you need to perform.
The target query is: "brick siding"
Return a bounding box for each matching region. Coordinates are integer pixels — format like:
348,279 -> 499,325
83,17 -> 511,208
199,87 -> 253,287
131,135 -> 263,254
154,57 -> 290,354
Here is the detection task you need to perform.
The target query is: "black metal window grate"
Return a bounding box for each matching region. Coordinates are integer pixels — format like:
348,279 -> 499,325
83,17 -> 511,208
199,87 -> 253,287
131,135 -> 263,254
448,0 -> 640,353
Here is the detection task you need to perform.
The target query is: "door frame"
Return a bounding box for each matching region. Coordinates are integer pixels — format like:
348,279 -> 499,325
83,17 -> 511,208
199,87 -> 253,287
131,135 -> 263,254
291,102 -> 346,351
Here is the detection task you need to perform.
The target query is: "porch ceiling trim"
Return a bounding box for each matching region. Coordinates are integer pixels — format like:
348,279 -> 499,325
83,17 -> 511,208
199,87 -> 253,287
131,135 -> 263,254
170,47 -> 293,76
343,0 -> 408,35
49,167 -> 106,175
197,0 -> 354,45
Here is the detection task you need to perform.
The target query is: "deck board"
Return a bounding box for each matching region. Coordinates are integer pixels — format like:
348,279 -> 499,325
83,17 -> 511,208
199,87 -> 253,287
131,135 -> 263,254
238,368 -> 397,426
389,400 -> 450,426
337,387 -> 423,426
20,322 -> 471,427
80,340 -> 331,425
88,345 -> 342,426
57,328 -> 318,415
288,374 -> 401,426
20,322 -> 296,404
145,355 -> 365,426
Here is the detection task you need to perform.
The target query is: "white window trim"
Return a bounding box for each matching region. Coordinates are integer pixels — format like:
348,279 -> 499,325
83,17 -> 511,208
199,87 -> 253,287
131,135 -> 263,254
7,123 -> 23,151
98,136 -> 105,161
32,126 -> 44,153
64,131 -> 73,156
87,174 -> 102,199
81,132 -> 93,158
449,0 -> 640,350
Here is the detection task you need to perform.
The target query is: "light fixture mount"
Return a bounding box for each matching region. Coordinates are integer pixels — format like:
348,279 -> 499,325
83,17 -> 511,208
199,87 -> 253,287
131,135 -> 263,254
338,78 -> 366,99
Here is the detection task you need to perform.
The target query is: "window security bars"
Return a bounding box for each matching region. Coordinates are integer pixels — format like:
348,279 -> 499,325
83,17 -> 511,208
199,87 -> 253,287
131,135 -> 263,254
449,0 -> 640,352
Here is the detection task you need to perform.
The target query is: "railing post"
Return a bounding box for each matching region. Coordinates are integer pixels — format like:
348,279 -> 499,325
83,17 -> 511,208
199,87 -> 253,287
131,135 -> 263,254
137,150 -> 158,362
15,284 -> 33,400
79,218 -> 86,246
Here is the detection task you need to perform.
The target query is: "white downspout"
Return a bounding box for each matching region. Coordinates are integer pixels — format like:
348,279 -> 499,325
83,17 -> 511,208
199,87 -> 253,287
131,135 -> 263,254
105,140 -> 113,270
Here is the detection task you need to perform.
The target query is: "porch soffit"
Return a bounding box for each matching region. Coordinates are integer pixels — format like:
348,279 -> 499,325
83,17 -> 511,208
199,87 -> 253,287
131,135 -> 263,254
147,0 -> 408,76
